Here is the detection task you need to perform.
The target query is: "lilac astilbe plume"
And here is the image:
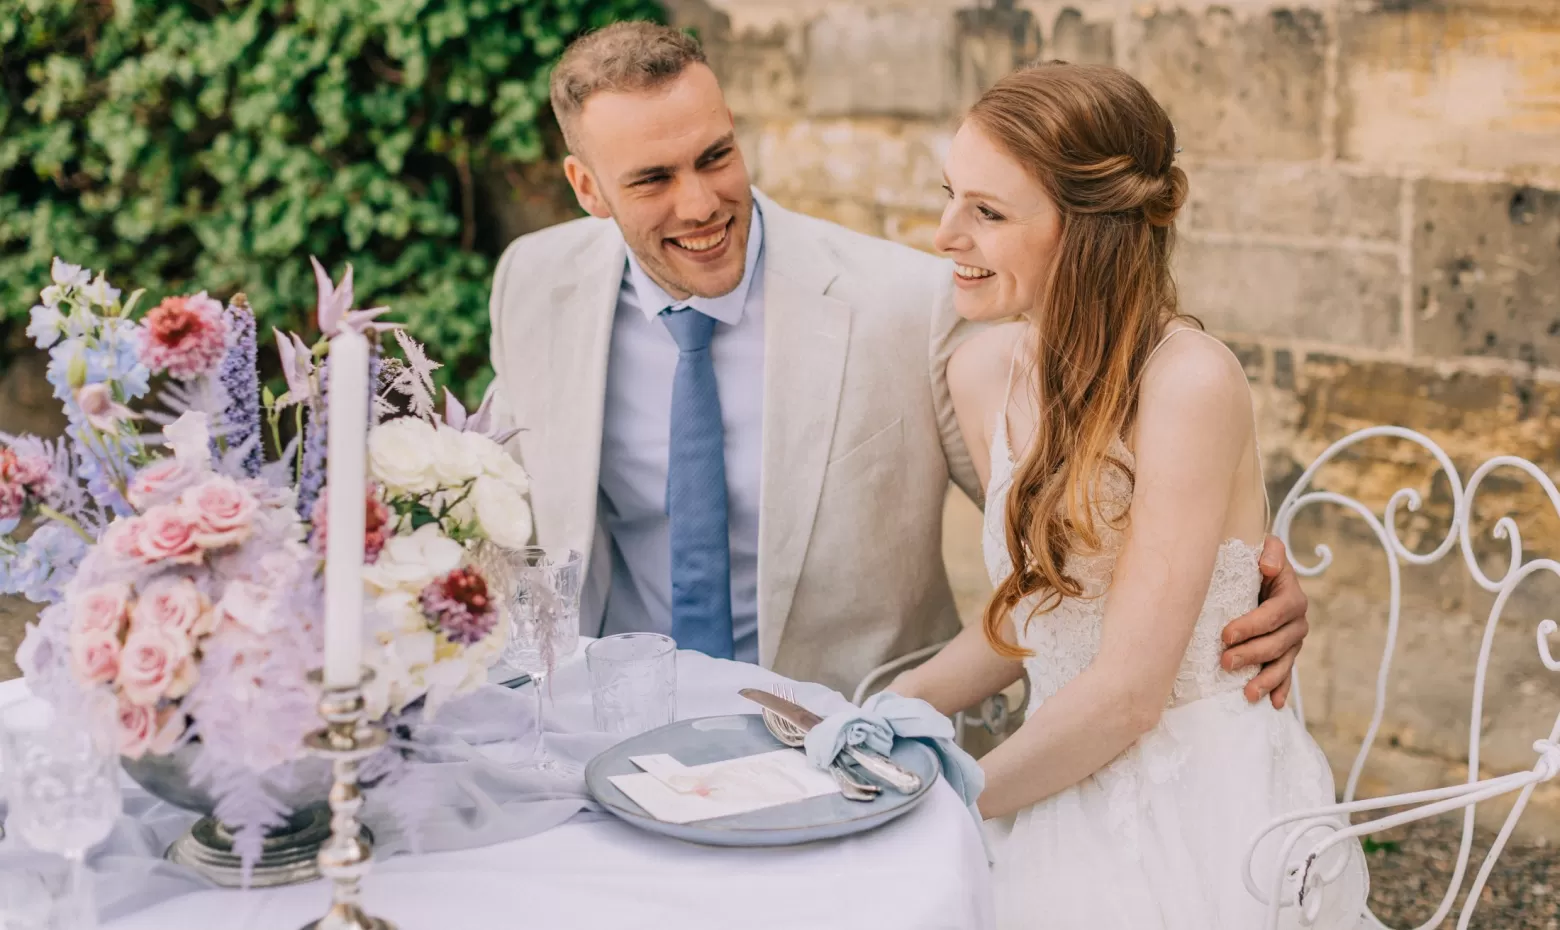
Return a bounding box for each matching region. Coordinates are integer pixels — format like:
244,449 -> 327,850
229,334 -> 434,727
218,296 -> 262,476
296,363 -> 328,519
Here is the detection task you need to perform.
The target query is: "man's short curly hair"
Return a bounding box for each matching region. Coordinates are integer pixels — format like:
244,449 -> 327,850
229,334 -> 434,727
549,22 -> 708,155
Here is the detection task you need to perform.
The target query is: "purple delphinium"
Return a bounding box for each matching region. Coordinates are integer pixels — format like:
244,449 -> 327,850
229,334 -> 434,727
296,363 -> 328,520
218,298 -> 262,477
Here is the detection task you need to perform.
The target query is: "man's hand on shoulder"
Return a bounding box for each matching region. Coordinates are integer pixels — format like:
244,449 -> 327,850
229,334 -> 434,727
1219,535 -> 1308,708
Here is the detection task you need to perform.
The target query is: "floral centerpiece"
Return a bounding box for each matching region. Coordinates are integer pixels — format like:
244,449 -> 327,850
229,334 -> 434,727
3,258 -> 528,874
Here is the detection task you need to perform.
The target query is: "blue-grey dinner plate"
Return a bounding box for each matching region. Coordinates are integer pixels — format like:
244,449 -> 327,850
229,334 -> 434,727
584,713 -> 940,847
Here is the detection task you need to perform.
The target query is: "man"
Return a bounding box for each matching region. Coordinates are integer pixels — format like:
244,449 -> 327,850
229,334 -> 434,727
486,22 -> 1308,700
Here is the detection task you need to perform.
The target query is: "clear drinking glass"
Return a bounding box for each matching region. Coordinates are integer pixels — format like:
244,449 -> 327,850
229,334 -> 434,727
472,543 -> 583,774
587,633 -> 677,736
0,697 -> 122,930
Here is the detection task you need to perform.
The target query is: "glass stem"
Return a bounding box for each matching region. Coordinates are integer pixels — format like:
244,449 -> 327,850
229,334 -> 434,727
531,673 -> 548,761
65,849 -> 97,929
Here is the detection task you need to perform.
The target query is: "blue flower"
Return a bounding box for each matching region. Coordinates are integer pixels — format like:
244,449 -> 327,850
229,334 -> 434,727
0,523 -> 87,604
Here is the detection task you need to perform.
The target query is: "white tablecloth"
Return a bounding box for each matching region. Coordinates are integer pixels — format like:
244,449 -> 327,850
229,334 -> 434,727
0,648 -> 994,930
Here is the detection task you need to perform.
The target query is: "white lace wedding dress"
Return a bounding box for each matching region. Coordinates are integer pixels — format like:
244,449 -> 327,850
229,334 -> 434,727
983,405 -> 1369,928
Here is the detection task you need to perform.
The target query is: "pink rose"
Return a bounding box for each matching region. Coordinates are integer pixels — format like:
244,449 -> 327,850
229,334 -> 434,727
116,698 -> 187,760
127,459 -> 197,511
117,626 -> 198,705
70,629 -> 121,686
102,517 -> 147,563
137,504 -> 203,566
72,583 -> 131,638
181,477 -> 258,549
132,576 -> 213,639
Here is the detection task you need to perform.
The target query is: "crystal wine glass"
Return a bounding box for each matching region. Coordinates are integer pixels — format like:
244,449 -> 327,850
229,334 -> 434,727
472,543 -> 583,774
0,696 -> 123,930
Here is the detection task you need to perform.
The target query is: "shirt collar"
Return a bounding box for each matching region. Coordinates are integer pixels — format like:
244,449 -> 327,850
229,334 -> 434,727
623,199 -> 765,326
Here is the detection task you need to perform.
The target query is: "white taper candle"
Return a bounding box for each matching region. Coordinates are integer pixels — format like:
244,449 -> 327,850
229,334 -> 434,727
322,329 -> 369,689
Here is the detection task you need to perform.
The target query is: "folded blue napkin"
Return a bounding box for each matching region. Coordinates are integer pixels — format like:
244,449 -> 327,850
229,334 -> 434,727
801,691 -> 985,816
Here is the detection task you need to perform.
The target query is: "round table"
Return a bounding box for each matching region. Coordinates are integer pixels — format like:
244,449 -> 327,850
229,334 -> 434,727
0,648 -> 994,930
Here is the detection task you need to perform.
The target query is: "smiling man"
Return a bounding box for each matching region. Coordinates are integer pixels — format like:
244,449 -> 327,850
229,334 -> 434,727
484,22 -> 1312,702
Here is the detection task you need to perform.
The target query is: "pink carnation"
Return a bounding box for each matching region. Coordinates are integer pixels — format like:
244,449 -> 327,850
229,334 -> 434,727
117,626 -> 198,706
117,697 -> 186,760
70,630 -> 122,687
3,447 -> 54,499
181,477 -> 258,549
138,292 -> 228,380
132,576 -> 214,639
0,448 -> 37,520
128,459 -> 198,511
0,481 -> 21,522
137,504 -> 203,566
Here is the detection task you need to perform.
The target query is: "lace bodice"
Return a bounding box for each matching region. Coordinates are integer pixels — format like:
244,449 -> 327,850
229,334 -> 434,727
982,419 -> 1261,713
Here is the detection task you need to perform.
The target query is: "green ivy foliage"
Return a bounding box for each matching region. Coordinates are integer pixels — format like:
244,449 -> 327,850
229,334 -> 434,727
1,0 -> 663,401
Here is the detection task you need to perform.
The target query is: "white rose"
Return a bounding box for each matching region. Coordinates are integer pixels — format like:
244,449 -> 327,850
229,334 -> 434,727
361,523 -> 464,593
368,417 -> 438,494
471,475 -> 533,549
473,435 -> 530,493
429,427 -> 484,487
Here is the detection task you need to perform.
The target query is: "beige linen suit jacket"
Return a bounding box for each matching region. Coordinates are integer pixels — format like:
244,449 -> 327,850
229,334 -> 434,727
486,190 -> 982,694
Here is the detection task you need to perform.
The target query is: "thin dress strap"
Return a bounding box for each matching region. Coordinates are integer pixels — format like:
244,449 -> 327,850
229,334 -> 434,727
1144,326 -> 1272,528
995,342 -> 1022,456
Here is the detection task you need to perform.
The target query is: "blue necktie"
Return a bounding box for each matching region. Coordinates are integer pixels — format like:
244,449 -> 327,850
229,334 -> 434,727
660,307 -> 735,659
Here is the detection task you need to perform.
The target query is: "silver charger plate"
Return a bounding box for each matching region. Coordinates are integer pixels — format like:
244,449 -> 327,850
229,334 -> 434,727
584,713 -> 940,847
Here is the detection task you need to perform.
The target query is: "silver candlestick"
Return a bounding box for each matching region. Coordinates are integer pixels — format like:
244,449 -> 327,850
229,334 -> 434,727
300,671 -> 396,930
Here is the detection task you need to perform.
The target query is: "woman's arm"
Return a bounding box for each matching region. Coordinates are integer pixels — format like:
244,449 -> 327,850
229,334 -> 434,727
974,339 -> 1256,820
888,621 -> 1026,716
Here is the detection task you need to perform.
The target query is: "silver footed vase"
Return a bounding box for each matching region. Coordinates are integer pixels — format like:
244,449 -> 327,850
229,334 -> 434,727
121,741 -> 341,888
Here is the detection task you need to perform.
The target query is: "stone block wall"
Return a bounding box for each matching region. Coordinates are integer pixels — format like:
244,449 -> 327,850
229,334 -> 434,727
670,0 -> 1560,836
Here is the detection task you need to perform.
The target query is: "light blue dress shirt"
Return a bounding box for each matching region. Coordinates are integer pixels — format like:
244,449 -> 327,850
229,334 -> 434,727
596,203 -> 766,663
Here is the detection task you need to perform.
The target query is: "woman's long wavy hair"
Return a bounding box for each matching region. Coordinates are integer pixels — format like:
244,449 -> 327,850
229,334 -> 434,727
975,62 -> 1198,658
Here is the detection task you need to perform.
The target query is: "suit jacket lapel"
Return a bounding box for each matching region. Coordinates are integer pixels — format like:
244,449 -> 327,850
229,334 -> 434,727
755,195 -> 851,667
534,228 -> 623,577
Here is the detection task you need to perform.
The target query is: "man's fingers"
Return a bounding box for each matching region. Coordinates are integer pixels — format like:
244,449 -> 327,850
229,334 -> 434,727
1222,619 -> 1307,671
1222,598 -> 1287,647
1259,534 -> 1288,578
1242,645 -> 1301,704
1270,676 -> 1293,710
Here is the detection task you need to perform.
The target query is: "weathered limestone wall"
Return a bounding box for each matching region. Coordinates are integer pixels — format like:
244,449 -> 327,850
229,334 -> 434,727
669,0 -> 1560,835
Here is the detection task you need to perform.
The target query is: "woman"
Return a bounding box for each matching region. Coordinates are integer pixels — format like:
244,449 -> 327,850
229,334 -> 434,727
888,63 -> 1368,927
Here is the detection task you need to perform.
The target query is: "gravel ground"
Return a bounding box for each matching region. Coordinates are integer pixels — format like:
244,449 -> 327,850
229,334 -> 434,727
1361,811 -> 1558,928
1,600 -> 1556,926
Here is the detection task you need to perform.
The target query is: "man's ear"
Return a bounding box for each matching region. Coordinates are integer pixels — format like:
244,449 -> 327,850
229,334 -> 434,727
564,154 -> 611,219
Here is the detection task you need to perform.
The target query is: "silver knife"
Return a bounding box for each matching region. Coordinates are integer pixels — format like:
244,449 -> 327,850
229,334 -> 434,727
739,689 -> 923,794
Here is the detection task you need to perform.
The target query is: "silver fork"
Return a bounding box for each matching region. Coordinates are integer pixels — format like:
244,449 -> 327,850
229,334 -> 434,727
761,686 -> 880,801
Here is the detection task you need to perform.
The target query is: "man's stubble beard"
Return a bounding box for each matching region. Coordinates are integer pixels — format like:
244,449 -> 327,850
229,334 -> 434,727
618,194 -> 754,301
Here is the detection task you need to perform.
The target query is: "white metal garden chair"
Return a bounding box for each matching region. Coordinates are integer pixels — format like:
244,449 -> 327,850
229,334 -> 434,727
1246,426 -> 1560,929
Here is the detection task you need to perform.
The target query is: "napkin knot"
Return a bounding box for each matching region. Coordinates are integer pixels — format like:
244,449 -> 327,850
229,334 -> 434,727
801,692 -> 985,810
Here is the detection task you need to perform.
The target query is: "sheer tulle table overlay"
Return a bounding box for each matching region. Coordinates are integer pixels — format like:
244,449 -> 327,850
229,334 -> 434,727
0,644 -> 993,930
